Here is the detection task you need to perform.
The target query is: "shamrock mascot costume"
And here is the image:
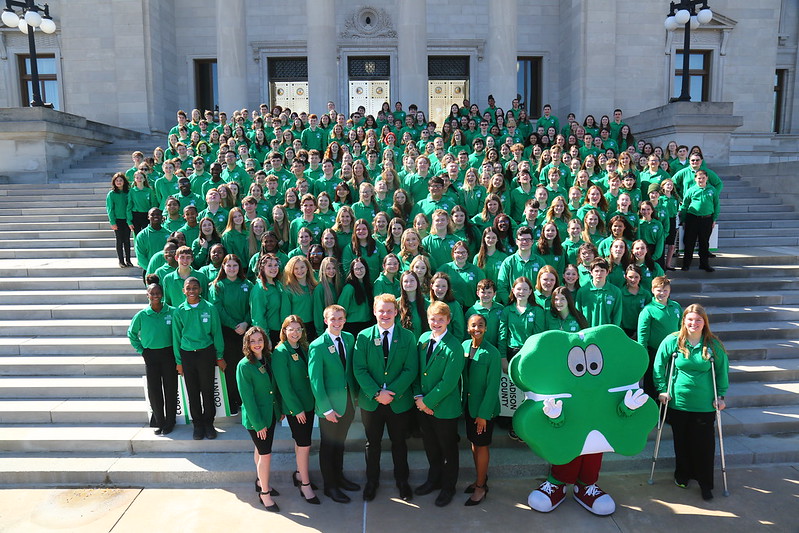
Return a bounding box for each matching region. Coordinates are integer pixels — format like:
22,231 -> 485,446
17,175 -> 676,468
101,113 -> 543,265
510,325 -> 657,515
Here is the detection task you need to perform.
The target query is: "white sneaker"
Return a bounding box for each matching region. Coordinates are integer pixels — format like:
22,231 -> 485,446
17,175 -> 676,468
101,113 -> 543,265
528,480 -> 567,512
573,483 -> 615,515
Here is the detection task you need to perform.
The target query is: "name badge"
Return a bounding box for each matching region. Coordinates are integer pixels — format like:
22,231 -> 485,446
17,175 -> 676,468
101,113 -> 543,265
242,285 -> 249,292
291,353 -> 299,361
165,319 -> 171,325
258,366 -> 266,374
374,338 -> 382,346
202,318 -> 208,323
528,315 -> 535,322
328,345 -> 336,353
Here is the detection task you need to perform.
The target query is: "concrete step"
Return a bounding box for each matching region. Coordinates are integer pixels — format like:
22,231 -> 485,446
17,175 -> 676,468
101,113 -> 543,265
0,337 -> 136,356
0,400 -> 148,424
0,238 -> 116,249
718,212 -> 799,222
724,381 -> 799,408
0,200 -> 105,208
672,290 -> 799,307
721,198 -> 785,206
0,229 -> 113,240
0,258 -> 142,277
0,277 -> 143,290
704,305 -> 799,324
0,221 -> 109,231
0,319 -> 131,336
0,187 -> 110,197
0,355 -> 144,376
713,320 -> 799,341
0,214 -> 109,223
717,236 -> 799,247
667,264 -> 799,279
719,228 -> 799,238
729,359 -> 799,382
0,290 -> 141,304
670,277 -> 798,293
0,248 -> 119,259
0,304 -> 142,320
0,376 -> 144,399
723,339 -> 799,360
721,405 -> 799,436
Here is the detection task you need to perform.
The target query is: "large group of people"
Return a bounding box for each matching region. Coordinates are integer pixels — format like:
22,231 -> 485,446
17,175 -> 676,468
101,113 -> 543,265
123,96 -> 728,512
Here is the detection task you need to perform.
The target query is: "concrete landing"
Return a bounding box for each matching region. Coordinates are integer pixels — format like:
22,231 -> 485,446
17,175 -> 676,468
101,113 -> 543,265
0,464 -> 795,532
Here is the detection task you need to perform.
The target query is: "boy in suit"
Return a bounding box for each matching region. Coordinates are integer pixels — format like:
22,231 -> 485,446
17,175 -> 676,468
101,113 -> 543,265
308,305 -> 360,503
353,294 -> 419,501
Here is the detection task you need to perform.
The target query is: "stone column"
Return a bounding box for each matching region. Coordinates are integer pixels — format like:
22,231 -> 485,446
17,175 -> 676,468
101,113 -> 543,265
308,0 -> 338,115
487,0 -> 518,110
398,0 -> 427,110
217,0 -> 248,113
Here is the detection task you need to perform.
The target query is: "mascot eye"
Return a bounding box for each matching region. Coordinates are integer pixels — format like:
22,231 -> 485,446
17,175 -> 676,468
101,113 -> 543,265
585,344 -> 604,376
567,346 -> 587,377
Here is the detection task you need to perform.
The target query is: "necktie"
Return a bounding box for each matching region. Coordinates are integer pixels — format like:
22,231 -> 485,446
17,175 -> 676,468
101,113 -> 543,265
382,331 -> 389,364
336,337 -> 346,368
426,339 -> 436,363
295,346 -> 306,364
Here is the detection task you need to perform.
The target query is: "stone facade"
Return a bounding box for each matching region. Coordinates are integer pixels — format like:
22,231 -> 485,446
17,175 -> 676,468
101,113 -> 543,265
0,0 -> 793,160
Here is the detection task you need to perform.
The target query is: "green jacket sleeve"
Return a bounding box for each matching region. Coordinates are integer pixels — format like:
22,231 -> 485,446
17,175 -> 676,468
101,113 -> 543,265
127,309 -> 145,354
476,345 -> 501,420
422,339 -> 465,410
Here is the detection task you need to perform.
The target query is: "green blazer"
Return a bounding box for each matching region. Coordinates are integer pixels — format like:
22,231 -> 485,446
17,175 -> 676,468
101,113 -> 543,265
271,342 -> 315,416
236,356 -> 280,432
413,330 -> 465,419
308,331 -> 357,416
353,325 -> 419,413
461,340 -> 501,420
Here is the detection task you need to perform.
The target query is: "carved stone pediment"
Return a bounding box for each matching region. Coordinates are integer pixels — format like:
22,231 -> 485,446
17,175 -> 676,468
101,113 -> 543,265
341,6 -> 397,39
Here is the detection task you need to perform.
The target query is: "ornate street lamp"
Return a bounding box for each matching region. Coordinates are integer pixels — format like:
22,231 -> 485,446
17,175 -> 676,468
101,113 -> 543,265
665,1 -> 713,102
2,1 -> 57,107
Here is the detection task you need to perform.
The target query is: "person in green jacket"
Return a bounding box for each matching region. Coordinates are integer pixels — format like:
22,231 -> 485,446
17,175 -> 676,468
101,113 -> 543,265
209,254 -> 254,416
575,258 -> 623,327
308,305 -> 359,504
438,241 -> 486,309
281,255 -> 318,338
654,304 -> 729,501
162,246 -> 209,307
127,275 -> 177,435
372,254 -> 402,299
638,276 -> 682,399
680,170 -> 719,273
398,270 -> 427,340
461,313 -> 501,507
620,265 -> 652,339
544,286 -> 589,333
172,277 -> 225,440
338,258 -> 375,335
498,275 -> 546,367
428,272 -> 465,341
413,301 -> 466,507
312,257 -> 342,334
127,170 -> 157,236
353,294 -> 418,502
250,253 -> 284,348
107,173 -> 133,268
135,208 -> 170,275
271,315 -> 318,501
465,278 -> 505,349
221,208 -> 251,265
236,326 -> 282,512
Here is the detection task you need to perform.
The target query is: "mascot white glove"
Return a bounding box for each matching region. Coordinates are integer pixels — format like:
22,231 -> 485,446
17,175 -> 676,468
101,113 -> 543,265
624,389 -> 648,410
542,397 -> 563,419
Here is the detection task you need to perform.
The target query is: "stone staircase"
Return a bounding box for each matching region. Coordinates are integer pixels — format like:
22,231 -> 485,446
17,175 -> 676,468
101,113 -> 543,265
0,167 -> 797,486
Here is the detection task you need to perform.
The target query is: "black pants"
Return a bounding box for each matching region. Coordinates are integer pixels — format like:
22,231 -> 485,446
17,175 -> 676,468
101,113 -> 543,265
222,326 -> 244,410
682,213 -> 713,268
131,211 -> 149,236
113,218 -> 131,263
642,346 -> 658,400
142,347 -> 178,428
668,408 -> 716,490
417,412 -> 459,491
361,405 -> 412,485
318,394 -> 355,489
180,345 -> 217,427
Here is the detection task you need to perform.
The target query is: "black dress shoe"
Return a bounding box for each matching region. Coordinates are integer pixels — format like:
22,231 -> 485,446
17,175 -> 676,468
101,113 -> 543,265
193,426 -> 205,440
292,471 -> 318,490
254,478 -> 280,496
161,425 -> 174,436
338,476 -> 361,492
701,487 -> 714,501
205,426 -> 217,439
363,482 -> 378,501
435,488 -> 455,507
464,484 -> 488,506
414,480 -> 441,496
258,492 -> 279,513
464,480 -> 489,494
324,487 -> 351,503
397,482 -> 413,501
154,427 -> 163,435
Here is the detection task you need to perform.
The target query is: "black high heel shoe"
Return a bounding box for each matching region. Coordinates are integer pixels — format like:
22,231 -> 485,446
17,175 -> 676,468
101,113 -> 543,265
464,484 -> 488,506
292,470 -> 318,490
258,491 -> 280,513
464,478 -> 489,494
254,478 -> 279,496
299,482 -> 320,504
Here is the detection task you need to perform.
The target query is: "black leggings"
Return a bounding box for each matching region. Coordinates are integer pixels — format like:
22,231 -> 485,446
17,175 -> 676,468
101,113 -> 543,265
113,218 -> 131,263
142,347 -> 178,428
131,211 -> 149,235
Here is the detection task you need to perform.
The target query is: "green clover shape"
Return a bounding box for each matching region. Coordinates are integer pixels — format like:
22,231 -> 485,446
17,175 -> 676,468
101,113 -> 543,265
510,325 -> 658,465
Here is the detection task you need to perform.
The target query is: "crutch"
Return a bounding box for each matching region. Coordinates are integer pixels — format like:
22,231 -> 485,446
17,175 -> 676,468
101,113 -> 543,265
709,356 -> 730,496
648,351 -> 677,485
